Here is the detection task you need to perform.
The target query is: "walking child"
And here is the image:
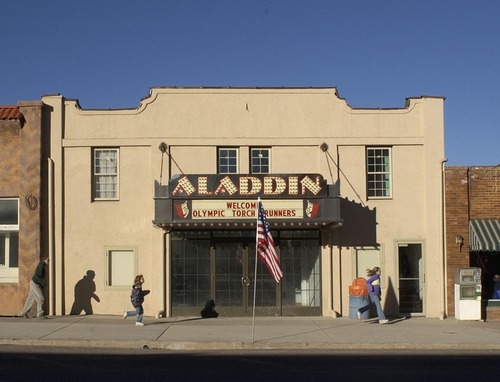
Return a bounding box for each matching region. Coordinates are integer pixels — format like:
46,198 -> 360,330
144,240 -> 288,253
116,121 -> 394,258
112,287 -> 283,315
123,275 -> 150,326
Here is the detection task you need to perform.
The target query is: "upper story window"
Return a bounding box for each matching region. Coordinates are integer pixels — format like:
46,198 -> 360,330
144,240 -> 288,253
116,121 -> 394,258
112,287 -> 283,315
0,198 -> 19,282
250,148 -> 270,174
93,148 -> 119,200
367,147 -> 392,199
218,148 -> 238,174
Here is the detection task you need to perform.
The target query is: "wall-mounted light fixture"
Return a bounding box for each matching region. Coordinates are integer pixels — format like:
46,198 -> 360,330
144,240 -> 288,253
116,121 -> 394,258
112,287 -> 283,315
158,142 -> 168,153
158,142 -> 168,185
455,234 -> 464,252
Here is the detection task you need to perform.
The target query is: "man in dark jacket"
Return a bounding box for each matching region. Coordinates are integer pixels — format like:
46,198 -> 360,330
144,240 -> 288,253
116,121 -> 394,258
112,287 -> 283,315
20,257 -> 49,319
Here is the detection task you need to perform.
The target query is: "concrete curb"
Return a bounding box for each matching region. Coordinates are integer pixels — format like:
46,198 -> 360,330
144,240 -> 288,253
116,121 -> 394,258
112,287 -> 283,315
2,339 -> 500,351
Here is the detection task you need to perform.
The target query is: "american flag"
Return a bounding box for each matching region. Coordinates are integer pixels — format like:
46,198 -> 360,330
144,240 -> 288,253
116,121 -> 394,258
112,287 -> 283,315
256,200 -> 283,283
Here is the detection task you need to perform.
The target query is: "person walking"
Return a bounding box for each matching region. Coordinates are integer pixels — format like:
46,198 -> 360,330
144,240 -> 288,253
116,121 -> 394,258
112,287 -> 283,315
356,266 -> 389,324
123,275 -> 150,326
20,257 -> 49,319
492,274 -> 500,299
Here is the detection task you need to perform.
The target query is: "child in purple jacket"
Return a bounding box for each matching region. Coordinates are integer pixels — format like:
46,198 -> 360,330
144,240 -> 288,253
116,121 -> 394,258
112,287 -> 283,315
356,267 -> 389,324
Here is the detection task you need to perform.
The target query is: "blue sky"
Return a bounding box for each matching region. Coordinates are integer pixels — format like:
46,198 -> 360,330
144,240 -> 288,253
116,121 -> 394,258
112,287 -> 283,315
2,0 -> 499,166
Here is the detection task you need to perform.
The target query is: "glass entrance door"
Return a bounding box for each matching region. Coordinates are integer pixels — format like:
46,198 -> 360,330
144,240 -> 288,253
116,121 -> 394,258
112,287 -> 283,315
214,242 -> 248,315
398,243 -> 424,315
214,242 -> 279,316
170,230 -> 321,317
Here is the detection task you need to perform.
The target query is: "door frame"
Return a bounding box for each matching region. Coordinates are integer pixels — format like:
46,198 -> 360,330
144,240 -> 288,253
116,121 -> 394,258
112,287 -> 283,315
396,240 -> 425,317
169,230 -> 322,317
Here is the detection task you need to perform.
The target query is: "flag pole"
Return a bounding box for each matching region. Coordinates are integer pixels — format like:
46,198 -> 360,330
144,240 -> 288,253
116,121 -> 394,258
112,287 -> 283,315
251,197 -> 260,343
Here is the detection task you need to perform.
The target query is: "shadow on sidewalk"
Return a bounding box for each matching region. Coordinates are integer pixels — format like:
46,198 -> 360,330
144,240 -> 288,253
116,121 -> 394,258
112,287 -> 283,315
145,317 -> 205,326
362,317 -> 409,324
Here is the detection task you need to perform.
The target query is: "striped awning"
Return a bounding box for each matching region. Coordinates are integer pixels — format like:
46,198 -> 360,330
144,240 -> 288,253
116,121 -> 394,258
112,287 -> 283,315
469,219 -> 500,252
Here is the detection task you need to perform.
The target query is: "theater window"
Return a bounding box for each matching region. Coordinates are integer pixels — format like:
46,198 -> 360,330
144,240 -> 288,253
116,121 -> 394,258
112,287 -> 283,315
250,148 -> 270,174
105,247 -> 137,290
218,148 -> 238,174
93,148 -> 119,200
366,147 -> 392,199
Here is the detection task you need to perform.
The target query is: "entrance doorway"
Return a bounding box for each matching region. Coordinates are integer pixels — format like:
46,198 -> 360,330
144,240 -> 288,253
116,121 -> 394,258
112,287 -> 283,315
170,230 -> 321,317
214,241 -> 279,316
398,243 -> 424,315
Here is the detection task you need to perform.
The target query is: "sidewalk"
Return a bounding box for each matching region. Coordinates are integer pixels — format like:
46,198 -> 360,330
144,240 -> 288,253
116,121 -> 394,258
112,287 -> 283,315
1,315 -> 500,351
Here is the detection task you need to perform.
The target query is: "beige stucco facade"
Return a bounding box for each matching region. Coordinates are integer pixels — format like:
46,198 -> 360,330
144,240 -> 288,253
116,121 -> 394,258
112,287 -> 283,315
42,87 -> 446,319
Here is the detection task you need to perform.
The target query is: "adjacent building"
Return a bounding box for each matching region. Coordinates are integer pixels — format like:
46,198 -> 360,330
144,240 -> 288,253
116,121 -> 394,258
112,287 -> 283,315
0,102 -> 46,316
445,166 -> 500,319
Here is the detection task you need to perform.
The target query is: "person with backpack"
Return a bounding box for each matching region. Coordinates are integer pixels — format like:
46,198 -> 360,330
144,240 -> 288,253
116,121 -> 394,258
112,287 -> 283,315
356,266 -> 389,324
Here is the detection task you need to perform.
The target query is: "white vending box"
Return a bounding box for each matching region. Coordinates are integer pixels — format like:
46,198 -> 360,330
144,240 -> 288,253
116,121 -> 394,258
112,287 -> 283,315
455,267 -> 481,320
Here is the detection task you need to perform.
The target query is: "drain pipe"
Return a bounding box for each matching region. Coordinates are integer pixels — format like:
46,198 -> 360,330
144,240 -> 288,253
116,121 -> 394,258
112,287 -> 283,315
48,158 -> 55,316
164,230 -> 171,318
441,158 -> 448,320
155,229 -> 168,319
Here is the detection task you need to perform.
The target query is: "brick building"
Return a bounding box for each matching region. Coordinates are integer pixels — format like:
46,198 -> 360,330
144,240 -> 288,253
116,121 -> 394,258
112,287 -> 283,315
0,102 -> 47,316
445,166 -> 500,319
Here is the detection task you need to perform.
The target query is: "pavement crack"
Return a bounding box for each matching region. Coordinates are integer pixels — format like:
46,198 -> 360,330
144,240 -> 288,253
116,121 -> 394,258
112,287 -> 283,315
154,320 -> 176,341
38,317 -> 88,339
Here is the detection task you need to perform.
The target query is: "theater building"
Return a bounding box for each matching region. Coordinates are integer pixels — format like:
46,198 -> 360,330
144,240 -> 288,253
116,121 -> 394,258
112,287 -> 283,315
41,87 -> 446,318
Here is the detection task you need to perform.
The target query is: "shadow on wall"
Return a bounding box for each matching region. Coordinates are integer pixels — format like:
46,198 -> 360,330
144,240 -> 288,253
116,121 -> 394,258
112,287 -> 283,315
362,277 -> 400,318
384,277 -> 400,317
70,270 -> 100,315
334,198 -> 377,247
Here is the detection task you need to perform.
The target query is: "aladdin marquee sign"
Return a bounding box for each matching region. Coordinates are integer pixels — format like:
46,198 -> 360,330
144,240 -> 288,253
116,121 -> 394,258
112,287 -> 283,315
169,174 -> 327,198
153,174 -> 340,227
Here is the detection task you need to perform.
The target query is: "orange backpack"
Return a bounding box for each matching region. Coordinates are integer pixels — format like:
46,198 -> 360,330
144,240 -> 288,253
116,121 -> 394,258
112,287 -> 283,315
349,277 -> 368,296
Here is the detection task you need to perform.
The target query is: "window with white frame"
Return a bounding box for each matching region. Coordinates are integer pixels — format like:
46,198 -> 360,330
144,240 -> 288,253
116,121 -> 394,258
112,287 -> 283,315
250,148 -> 270,174
0,198 -> 19,282
218,148 -> 238,174
93,148 -> 119,200
366,147 -> 392,198
105,247 -> 136,289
